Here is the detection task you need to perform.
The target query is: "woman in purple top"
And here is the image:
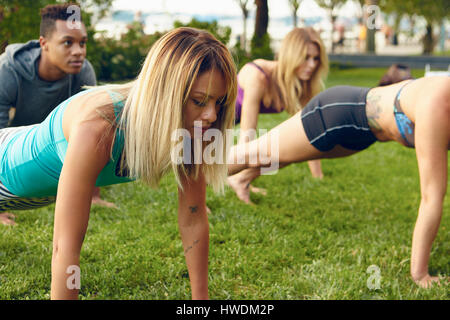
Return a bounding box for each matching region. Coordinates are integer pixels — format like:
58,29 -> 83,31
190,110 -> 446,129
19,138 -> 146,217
229,27 -> 329,203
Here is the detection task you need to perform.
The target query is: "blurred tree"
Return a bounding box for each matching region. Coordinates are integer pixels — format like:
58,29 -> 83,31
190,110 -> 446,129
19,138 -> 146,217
288,0 -> 302,28
380,0 -> 449,55
0,0 -> 47,52
253,0 -> 268,40
316,0 -> 346,53
0,0 -> 113,53
364,0 -> 378,54
353,0 -> 379,53
235,0 -> 250,52
173,18 -> 232,46
251,0 -> 272,60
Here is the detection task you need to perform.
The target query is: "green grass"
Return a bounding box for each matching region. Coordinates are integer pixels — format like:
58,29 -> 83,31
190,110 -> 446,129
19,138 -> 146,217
0,68 -> 448,300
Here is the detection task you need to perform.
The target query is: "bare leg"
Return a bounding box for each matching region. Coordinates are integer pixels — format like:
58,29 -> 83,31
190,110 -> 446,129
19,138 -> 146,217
0,212 -> 16,226
91,187 -> 117,208
228,113 -> 325,174
227,112 -> 358,202
228,112 -> 324,202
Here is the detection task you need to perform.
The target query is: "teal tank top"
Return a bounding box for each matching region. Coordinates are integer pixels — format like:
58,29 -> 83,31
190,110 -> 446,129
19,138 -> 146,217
0,89 -> 134,197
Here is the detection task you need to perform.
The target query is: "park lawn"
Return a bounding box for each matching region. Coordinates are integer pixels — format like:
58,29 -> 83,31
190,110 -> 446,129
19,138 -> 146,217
0,67 -> 448,300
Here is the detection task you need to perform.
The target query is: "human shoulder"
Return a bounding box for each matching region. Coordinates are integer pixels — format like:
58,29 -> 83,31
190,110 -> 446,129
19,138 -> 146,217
0,56 -> 19,92
239,60 -> 270,92
405,77 -> 450,116
425,76 -> 450,103
0,56 -> 20,113
0,41 -> 40,81
65,89 -> 116,132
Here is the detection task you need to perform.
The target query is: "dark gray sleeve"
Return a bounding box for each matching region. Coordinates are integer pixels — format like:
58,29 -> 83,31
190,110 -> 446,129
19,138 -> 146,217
0,63 -> 18,129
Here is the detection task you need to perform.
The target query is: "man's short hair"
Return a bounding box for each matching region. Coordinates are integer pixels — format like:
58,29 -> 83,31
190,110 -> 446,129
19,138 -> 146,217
40,3 -> 83,38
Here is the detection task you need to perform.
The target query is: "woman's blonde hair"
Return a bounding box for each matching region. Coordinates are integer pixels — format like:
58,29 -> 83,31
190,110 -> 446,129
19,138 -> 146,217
273,27 -> 328,115
99,27 -> 237,193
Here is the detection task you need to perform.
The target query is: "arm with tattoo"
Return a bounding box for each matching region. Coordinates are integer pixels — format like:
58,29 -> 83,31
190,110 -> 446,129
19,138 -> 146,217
178,174 -> 209,299
189,206 -> 198,214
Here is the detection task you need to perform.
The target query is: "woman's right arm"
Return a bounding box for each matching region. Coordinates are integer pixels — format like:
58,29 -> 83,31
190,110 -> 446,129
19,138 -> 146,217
51,121 -> 111,299
410,93 -> 449,288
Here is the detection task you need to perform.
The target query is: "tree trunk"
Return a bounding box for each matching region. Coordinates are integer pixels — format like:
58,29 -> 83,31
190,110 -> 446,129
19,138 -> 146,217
364,0 -> 378,53
254,0 -> 268,39
251,0 -> 272,59
422,23 -> 435,55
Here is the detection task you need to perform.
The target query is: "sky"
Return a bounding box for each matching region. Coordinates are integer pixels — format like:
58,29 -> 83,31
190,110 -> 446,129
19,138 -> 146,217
111,0 -> 361,18
99,0 -> 365,46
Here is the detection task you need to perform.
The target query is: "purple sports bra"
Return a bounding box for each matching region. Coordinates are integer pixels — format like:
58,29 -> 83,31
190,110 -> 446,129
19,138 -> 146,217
235,62 -> 283,123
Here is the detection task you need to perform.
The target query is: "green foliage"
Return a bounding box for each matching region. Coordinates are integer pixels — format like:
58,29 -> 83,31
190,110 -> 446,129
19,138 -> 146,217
378,0 -> 450,54
87,23 -> 163,81
231,42 -> 252,71
231,32 -> 274,71
379,0 -> 450,24
315,0 -> 347,12
173,18 -> 232,46
89,18 -> 234,81
250,32 -> 274,61
0,0 -> 48,48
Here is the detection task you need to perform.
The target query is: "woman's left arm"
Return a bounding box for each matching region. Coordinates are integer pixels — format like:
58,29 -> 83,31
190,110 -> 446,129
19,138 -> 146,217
177,172 -> 209,299
411,99 -> 449,288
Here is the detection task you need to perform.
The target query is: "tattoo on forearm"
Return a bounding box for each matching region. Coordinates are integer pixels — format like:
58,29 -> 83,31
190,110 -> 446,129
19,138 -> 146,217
184,240 -> 199,255
189,206 -> 198,214
366,94 -> 383,131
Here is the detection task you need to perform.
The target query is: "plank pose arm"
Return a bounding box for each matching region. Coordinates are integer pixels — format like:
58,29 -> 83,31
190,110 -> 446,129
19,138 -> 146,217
410,86 -> 449,288
51,116 -> 112,299
178,173 -> 209,299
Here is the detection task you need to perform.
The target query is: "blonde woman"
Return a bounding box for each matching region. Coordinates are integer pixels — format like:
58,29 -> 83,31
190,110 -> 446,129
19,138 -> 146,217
0,27 -> 237,299
228,77 -> 450,288
230,27 -> 329,203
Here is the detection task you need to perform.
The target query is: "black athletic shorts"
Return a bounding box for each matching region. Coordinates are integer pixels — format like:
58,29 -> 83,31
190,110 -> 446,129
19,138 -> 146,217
301,86 -> 377,152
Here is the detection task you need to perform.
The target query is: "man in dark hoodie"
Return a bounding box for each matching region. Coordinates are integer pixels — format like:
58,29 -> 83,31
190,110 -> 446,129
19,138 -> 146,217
0,3 -> 114,225
0,3 -> 96,127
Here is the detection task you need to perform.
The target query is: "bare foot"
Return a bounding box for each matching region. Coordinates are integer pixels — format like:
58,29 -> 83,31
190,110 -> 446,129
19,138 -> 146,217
227,174 -> 253,204
91,196 -> 117,209
0,212 -> 17,226
249,185 -> 267,196
415,275 -> 449,289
